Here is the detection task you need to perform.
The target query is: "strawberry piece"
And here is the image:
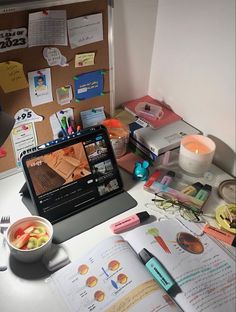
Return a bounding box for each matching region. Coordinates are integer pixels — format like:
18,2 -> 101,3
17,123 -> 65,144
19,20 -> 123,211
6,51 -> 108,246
21,245 -> 28,250
13,233 -> 30,249
14,227 -> 25,239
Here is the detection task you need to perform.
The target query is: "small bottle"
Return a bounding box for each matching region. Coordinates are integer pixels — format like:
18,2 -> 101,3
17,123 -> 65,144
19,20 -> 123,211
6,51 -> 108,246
160,171 -> 175,186
195,184 -> 212,201
181,182 -> 203,196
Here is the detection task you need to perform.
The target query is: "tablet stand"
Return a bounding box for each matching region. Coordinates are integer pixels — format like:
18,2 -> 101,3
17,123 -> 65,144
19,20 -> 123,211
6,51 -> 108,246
20,183 -> 137,243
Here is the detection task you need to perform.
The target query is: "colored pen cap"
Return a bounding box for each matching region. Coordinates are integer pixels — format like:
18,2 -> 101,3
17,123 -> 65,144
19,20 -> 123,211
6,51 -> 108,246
202,184 -> 212,192
192,182 -> 203,191
137,211 -> 150,222
138,248 -> 153,264
166,171 -> 175,178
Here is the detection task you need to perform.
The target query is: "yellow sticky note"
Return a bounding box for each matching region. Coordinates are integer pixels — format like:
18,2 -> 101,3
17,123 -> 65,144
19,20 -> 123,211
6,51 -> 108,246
0,61 -> 28,93
75,52 -> 95,68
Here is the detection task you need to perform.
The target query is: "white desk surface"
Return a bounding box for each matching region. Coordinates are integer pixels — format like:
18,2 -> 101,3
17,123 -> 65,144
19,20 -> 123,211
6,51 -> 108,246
0,160 -> 233,312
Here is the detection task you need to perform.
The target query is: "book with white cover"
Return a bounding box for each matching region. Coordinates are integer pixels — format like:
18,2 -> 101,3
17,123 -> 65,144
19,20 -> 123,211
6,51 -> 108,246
132,120 -> 201,156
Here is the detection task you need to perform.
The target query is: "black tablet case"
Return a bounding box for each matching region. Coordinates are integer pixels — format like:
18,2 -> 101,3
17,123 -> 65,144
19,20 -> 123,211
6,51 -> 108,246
20,183 -> 137,243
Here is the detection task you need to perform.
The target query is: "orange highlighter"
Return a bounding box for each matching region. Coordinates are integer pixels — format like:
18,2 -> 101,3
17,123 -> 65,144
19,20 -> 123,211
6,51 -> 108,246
203,224 -> 236,247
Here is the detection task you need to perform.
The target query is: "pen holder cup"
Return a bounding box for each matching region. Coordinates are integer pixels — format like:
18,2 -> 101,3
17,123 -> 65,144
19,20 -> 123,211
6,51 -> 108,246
102,119 -> 129,159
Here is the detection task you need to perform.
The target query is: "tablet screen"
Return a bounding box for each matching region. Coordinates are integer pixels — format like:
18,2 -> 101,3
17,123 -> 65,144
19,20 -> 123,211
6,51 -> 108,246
21,126 -> 124,223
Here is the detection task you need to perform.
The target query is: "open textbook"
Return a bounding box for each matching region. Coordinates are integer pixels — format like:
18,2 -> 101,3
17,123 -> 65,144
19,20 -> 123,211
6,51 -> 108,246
50,219 -> 236,312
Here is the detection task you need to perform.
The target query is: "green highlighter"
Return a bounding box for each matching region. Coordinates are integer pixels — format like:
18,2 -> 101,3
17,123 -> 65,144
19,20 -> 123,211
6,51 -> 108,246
139,248 -> 180,295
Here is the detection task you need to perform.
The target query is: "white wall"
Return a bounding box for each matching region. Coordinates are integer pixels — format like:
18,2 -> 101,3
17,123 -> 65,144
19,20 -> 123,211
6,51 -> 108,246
148,0 -> 235,175
113,0 -> 158,106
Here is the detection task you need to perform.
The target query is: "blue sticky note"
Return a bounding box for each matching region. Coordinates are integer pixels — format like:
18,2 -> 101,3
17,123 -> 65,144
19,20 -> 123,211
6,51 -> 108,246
74,70 -> 104,101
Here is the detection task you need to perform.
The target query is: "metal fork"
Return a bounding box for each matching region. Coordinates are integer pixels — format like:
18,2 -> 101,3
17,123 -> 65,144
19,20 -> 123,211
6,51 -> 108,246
0,216 -> 11,235
0,216 -> 10,271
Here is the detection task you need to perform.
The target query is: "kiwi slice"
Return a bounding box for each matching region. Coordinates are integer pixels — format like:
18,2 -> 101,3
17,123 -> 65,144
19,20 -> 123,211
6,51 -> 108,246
27,237 -> 38,250
37,235 -> 49,247
33,226 -> 47,235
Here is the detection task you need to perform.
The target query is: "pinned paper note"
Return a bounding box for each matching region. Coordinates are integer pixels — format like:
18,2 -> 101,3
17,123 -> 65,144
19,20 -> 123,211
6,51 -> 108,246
28,10 -> 67,47
74,70 -> 104,101
67,13 -> 103,48
75,52 -> 95,67
43,47 -> 68,67
14,108 -> 43,125
80,107 -> 106,128
0,61 -> 28,93
56,85 -> 73,105
28,68 -> 53,106
0,28 -> 27,53
11,122 -> 37,168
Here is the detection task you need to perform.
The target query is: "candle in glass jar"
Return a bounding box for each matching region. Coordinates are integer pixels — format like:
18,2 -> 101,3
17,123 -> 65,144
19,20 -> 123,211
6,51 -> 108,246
178,135 -> 216,176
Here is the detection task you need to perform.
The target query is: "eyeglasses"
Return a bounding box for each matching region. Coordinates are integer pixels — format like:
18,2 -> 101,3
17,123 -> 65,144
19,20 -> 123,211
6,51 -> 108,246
149,192 -> 204,222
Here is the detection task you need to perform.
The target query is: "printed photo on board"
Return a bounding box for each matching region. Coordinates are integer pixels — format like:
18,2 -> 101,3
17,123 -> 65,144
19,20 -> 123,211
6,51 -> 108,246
28,68 -> 53,106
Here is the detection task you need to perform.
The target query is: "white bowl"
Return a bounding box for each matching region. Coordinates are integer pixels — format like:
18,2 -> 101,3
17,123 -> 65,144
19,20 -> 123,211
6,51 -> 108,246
6,216 -> 53,263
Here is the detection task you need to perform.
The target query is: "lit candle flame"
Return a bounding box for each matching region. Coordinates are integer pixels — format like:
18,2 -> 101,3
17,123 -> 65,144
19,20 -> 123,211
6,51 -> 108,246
195,149 -> 199,154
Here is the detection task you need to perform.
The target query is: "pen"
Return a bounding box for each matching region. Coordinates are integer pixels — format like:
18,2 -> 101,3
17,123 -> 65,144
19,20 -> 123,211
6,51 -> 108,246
138,248 -> 177,293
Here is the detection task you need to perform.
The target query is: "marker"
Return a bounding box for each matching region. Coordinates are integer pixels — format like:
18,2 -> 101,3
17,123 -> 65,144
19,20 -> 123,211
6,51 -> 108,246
139,248 -> 180,295
203,224 -> 236,247
110,211 -> 150,234
160,171 -> 175,186
181,182 -> 203,196
144,170 -> 161,188
195,184 -> 212,201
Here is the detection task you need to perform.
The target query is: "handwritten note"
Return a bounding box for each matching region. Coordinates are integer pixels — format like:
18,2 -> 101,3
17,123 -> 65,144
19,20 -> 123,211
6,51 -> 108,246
75,52 -> 95,67
0,61 -> 28,93
67,13 -> 103,49
43,47 -> 68,67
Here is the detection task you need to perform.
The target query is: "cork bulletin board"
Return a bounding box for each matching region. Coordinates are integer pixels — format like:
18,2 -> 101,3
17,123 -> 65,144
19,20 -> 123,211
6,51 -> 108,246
0,0 -> 113,178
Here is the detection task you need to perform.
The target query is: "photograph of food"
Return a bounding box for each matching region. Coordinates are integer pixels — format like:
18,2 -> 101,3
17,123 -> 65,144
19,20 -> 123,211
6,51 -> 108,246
176,232 -> 204,254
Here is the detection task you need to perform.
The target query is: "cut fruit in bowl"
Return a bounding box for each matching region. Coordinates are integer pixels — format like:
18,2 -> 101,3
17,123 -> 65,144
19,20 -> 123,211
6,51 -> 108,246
6,216 -> 53,263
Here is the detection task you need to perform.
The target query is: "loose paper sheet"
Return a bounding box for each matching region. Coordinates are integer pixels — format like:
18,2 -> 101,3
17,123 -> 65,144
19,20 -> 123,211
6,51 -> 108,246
80,106 -> 106,128
0,61 -> 28,93
67,13 -> 103,48
43,47 -> 68,67
28,68 -> 53,106
14,108 -> 43,125
74,70 -> 104,101
11,122 -> 37,168
0,28 -> 27,53
28,10 -> 67,47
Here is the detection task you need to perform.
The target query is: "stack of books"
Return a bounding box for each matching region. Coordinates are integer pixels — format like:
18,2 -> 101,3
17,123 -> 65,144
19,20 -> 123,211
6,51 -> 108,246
122,95 -> 201,161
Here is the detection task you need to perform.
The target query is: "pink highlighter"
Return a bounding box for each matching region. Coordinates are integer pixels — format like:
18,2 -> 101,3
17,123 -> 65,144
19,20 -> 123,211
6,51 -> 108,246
110,211 -> 150,234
